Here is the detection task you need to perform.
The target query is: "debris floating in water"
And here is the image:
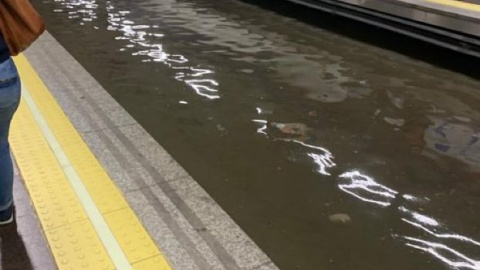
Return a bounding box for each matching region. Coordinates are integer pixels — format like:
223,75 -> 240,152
271,122 -> 308,136
328,213 -> 352,224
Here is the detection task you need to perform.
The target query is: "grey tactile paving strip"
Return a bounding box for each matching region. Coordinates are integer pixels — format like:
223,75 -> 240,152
24,32 -> 279,270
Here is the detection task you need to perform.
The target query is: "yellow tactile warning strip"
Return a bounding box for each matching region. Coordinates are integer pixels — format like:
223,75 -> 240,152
421,0 -> 480,12
10,54 -> 172,270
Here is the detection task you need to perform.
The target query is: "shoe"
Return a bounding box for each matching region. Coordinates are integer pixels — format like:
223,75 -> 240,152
0,204 -> 14,225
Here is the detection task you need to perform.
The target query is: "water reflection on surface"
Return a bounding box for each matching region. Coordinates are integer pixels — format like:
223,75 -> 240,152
36,0 -> 480,269
404,236 -> 480,270
338,171 -> 398,207
258,118 -> 480,269
337,172 -> 480,269
106,0 -> 220,99
401,208 -> 480,269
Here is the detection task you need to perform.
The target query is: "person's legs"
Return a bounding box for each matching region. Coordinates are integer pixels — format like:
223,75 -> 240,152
0,110 -> 15,211
0,58 -> 21,223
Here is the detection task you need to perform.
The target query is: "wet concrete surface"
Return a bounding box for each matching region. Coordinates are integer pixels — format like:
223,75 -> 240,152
33,0 -> 480,269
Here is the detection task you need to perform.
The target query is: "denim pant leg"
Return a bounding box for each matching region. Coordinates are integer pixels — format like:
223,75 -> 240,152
0,58 -> 21,211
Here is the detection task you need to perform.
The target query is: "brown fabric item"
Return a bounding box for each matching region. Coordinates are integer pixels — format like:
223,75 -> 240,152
0,0 -> 45,56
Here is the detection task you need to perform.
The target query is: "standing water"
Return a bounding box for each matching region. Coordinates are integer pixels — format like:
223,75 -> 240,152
34,0 -> 480,269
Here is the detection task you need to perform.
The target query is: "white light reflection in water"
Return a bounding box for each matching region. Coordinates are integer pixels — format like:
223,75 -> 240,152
398,206 -> 440,227
54,0 -> 221,99
403,237 -> 480,270
56,0 -> 98,22
338,171 -> 398,207
185,79 -> 220,100
103,1 -> 221,99
337,174 -> 480,269
252,119 -> 268,136
308,152 -> 335,175
249,121 -> 336,175
401,218 -> 480,247
289,141 -> 336,176
403,194 -> 419,201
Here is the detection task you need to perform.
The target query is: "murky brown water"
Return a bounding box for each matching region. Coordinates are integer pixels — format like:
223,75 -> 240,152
34,0 -> 480,269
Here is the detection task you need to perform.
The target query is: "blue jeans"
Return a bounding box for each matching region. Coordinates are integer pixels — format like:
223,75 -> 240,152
0,58 -> 20,211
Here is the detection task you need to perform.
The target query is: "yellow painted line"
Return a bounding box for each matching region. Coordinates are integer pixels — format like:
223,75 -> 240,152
21,84 -> 132,270
420,0 -> 480,12
10,54 -> 172,270
11,83 -> 116,270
